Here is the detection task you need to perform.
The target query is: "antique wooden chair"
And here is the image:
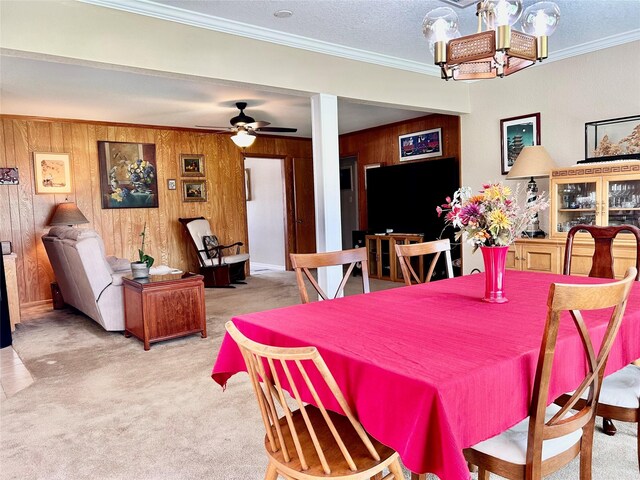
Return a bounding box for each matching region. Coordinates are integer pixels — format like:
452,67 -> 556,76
464,268 -> 636,480
395,239 -> 454,286
560,224 -> 640,456
178,217 -> 249,288
290,248 -> 369,304
225,321 -> 404,480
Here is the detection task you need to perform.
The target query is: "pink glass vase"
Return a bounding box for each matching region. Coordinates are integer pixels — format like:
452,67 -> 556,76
480,245 -> 509,303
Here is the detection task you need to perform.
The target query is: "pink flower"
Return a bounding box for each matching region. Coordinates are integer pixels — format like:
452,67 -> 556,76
436,206 -> 443,217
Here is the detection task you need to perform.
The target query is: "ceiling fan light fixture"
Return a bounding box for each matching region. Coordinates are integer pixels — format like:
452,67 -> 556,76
231,129 -> 257,148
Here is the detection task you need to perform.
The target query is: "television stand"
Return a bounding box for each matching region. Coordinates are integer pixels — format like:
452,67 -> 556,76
365,234 -> 424,282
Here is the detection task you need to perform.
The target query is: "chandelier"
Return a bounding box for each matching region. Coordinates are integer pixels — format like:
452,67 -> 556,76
423,0 -> 560,81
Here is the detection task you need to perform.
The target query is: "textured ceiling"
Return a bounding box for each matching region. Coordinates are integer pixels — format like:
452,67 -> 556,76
1,0 -> 639,136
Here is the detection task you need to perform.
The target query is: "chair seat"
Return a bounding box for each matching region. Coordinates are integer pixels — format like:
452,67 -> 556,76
266,406 -> 398,478
203,253 -> 249,267
470,403 -> 583,465
578,365 -> 640,409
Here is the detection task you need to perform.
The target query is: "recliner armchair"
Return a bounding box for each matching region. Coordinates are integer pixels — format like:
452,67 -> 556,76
179,217 -> 249,288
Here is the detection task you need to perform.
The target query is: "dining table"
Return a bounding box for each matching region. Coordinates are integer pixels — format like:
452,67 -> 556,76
212,270 -> 640,480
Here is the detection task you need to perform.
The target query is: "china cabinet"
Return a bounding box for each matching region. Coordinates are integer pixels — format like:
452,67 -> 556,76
366,234 -> 423,282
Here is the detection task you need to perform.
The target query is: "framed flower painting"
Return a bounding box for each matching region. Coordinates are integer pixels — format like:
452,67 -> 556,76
98,141 -> 158,209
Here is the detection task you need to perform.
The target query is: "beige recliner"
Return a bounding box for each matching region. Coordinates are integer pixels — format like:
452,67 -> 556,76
42,227 -> 131,331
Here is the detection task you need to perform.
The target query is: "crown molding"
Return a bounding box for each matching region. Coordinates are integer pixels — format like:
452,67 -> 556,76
79,0 -> 640,77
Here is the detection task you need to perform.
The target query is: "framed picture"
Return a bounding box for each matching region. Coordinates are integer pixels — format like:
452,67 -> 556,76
500,113 -> 540,174
244,168 -> 252,201
33,153 -> 71,194
167,179 -> 177,190
180,154 -> 205,177
363,163 -> 383,189
98,141 -> 158,209
182,180 -> 207,202
0,167 -> 19,185
399,128 -> 442,162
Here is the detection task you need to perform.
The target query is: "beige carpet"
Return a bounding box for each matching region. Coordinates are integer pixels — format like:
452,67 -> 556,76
0,271 -> 637,479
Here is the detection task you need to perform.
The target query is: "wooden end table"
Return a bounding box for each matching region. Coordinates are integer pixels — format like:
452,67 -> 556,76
123,273 -> 207,350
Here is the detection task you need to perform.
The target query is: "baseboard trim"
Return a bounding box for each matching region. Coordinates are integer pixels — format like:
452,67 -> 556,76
250,262 -> 286,272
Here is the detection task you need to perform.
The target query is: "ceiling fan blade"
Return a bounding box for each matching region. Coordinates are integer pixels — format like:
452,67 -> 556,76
245,121 -> 270,129
195,125 -> 230,130
255,126 -> 298,133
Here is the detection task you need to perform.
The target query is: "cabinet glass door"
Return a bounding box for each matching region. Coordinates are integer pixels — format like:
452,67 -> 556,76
380,238 -> 392,279
367,238 -> 379,278
606,178 -> 640,228
554,180 -> 598,234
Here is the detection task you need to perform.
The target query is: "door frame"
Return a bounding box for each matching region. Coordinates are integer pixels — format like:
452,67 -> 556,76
339,155 -> 360,249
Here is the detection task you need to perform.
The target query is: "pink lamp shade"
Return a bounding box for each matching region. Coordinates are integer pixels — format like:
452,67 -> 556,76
48,203 -> 89,226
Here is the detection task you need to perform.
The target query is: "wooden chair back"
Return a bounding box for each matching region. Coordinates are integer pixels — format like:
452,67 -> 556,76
225,321 -> 382,475
395,239 -> 454,286
525,267 -> 636,477
290,248 -> 370,304
563,224 -> 640,280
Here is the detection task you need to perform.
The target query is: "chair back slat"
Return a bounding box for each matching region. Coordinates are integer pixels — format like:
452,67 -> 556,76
525,268 -> 636,472
290,248 -> 370,304
395,239 -> 454,286
563,224 -> 640,280
225,321 -> 381,474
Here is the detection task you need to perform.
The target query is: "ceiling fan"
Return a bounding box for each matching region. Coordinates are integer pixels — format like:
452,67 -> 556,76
196,102 -> 297,148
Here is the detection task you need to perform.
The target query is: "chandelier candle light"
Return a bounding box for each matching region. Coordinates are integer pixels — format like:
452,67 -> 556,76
423,0 -> 560,81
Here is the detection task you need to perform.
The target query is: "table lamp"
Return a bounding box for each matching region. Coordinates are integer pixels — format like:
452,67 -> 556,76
48,202 -> 89,227
506,145 -> 557,238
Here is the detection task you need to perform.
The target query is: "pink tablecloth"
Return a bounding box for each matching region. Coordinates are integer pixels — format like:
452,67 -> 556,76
212,271 -> 640,479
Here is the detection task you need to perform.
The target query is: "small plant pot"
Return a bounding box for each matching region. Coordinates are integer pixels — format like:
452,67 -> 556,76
131,262 -> 150,279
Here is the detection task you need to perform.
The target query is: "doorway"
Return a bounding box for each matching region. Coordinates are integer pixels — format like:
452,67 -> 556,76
244,157 -> 287,273
339,156 -> 359,250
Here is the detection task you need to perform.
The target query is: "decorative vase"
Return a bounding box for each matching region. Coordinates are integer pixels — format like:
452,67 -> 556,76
131,261 -> 150,279
480,245 -> 509,303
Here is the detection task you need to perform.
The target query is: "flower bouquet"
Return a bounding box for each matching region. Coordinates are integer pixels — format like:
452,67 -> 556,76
437,183 -> 549,302
110,158 -> 156,203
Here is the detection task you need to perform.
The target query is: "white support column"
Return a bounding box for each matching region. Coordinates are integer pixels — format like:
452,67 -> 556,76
311,93 -> 342,298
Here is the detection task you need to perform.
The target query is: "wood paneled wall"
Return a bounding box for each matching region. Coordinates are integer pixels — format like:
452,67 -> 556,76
339,114 -> 461,229
0,116 -> 311,306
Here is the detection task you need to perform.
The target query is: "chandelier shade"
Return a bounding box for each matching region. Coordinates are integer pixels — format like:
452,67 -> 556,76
424,0 -> 560,81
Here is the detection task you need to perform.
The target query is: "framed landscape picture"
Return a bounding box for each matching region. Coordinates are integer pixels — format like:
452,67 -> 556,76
500,113 -> 540,174
399,128 -> 442,162
182,180 -> 207,202
33,153 -> 71,194
98,141 -> 158,209
180,154 -> 205,177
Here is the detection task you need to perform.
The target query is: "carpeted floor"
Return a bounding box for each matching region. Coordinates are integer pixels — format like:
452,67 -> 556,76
0,271 -> 637,479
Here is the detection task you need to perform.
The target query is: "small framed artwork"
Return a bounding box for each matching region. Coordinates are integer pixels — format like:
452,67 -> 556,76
363,163 -> 383,189
98,141 -> 158,208
500,113 -> 540,174
0,167 -> 19,185
244,168 -> 252,201
182,180 -> 207,202
167,179 -> 177,190
399,128 -> 442,162
180,154 -> 205,177
33,153 -> 71,194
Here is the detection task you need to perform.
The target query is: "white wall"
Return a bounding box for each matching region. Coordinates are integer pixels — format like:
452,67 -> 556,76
245,158 -> 286,270
460,41 -> 640,273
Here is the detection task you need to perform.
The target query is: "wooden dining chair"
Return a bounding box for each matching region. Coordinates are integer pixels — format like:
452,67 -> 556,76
464,268 -> 637,480
225,321 -> 405,480
395,239 -> 454,286
560,223 -> 640,454
290,248 -> 370,304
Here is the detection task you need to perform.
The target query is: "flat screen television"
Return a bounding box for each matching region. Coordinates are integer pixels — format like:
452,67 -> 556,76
366,157 -> 460,276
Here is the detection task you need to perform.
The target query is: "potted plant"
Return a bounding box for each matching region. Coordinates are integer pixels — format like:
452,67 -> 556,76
131,223 -> 154,279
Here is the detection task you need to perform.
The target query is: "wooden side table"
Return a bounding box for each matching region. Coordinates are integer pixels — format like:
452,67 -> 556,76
123,273 -> 206,350
3,253 -> 20,331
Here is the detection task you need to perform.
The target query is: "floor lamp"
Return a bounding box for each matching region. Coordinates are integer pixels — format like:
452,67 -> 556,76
506,145 -> 557,238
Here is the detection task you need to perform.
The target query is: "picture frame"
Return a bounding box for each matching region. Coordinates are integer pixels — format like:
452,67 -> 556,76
363,163 -> 383,189
500,113 -> 540,175
167,179 -> 177,190
0,167 -> 19,185
98,141 -> 158,209
399,128 -> 442,162
180,154 -> 205,177
244,168 -> 252,201
182,180 -> 207,202
33,153 -> 71,194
